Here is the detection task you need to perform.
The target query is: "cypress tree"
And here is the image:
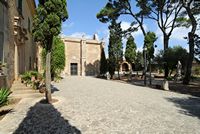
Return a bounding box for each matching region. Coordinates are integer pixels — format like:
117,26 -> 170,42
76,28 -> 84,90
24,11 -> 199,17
100,47 -> 108,75
125,35 -> 137,66
32,0 -> 68,103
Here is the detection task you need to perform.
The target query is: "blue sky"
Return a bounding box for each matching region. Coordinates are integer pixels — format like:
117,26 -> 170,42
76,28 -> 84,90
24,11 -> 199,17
35,0 -> 192,56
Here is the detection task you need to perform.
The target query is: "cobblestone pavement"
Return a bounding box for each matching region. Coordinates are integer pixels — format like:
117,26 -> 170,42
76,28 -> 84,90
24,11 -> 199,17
1,77 -> 200,134
52,77 -> 200,133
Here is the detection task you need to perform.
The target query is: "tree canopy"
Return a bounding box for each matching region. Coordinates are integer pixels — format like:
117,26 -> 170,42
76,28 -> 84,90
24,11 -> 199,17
144,32 -> 157,60
155,46 -> 188,75
100,47 -> 108,75
125,35 -> 137,64
108,20 -> 123,79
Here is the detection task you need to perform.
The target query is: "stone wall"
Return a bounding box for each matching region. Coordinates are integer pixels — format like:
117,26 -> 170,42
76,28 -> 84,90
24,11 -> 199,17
62,37 -> 103,76
0,0 -> 36,88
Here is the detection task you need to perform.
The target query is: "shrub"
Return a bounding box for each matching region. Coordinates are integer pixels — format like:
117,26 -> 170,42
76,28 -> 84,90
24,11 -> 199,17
193,67 -> 200,75
21,72 -> 32,84
41,36 -> 65,80
0,88 -> 12,107
166,76 -> 173,81
21,71 -> 43,88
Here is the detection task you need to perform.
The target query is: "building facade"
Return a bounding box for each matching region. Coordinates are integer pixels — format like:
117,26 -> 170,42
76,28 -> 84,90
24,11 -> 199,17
62,35 -> 104,76
0,0 -> 36,87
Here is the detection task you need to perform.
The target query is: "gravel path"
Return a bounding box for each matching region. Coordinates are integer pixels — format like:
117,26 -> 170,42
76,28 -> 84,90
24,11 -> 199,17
1,77 -> 200,134
52,77 -> 200,133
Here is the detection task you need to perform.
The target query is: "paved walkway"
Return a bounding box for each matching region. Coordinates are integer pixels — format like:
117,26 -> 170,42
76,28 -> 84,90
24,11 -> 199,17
53,77 -> 200,133
0,77 -> 200,133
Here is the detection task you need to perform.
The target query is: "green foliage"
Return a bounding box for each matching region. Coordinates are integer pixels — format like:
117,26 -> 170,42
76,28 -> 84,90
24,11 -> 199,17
21,72 -> 32,84
100,47 -> 108,75
0,88 -> 11,107
144,32 -> 157,60
193,66 -> 200,76
137,0 -> 183,51
21,71 -> 43,87
108,20 -> 123,78
96,0 -> 129,23
32,0 -> 68,46
97,0 -> 145,35
42,36 -> 65,79
134,51 -> 143,71
33,0 -> 68,102
154,46 -> 188,75
125,35 -> 137,64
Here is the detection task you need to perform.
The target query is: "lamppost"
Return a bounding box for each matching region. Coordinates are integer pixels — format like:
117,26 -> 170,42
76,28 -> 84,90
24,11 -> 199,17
143,45 -> 147,86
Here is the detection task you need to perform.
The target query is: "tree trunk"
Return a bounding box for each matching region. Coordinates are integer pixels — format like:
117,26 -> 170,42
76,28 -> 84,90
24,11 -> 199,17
45,38 -> 53,103
149,59 -> 152,85
183,32 -> 195,85
45,50 -> 52,103
182,5 -> 197,85
163,35 -> 169,78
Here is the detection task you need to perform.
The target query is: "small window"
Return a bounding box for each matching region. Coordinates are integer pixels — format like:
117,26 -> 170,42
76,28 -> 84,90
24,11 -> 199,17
70,63 -> 78,75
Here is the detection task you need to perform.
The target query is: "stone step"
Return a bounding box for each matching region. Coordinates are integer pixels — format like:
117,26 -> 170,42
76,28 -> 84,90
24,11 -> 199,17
12,86 -> 33,91
11,93 -> 44,98
11,89 -> 39,94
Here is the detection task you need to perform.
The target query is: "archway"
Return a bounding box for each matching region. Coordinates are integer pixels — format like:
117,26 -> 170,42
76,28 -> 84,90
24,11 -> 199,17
122,63 -> 129,72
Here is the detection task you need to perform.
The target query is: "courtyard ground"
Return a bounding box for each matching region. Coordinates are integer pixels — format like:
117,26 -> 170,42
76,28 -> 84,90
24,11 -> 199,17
0,77 -> 200,133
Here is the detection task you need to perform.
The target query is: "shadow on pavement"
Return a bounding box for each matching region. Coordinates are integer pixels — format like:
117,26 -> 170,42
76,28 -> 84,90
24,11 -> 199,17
13,101 -> 81,134
166,97 -> 200,120
51,84 -> 60,93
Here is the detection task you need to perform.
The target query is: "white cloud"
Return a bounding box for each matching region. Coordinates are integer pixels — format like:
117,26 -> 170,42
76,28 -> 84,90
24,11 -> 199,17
121,21 -> 131,31
171,27 -> 191,41
69,32 -> 93,39
62,22 -> 74,30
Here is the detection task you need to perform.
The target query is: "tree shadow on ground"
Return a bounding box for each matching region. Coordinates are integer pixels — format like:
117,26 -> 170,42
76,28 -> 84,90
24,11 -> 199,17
13,101 -> 81,134
51,84 -> 60,93
166,97 -> 200,120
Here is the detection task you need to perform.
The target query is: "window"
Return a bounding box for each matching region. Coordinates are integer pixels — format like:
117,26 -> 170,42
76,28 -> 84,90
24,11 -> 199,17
18,0 -> 22,15
70,63 -> 78,75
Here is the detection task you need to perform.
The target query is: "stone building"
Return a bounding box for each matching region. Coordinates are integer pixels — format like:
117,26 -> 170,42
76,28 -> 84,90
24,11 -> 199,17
0,0 -> 36,88
62,35 -> 104,76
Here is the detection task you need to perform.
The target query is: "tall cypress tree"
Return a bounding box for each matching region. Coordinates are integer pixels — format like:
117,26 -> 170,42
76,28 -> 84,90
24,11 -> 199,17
100,47 -> 108,75
144,32 -> 157,85
108,20 -> 123,79
32,0 -> 68,103
125,35 -> 137,67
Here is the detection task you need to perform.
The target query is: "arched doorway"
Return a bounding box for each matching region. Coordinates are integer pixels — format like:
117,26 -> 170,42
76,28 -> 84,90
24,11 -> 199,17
122,63 -> 129,72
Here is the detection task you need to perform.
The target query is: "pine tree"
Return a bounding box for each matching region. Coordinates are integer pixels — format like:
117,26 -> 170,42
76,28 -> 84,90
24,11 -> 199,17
175,0 -> 200,84
32,0 -> 68,103
137,0 -> 183,78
